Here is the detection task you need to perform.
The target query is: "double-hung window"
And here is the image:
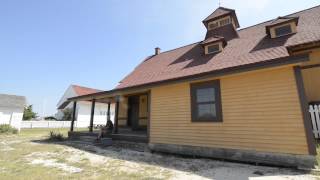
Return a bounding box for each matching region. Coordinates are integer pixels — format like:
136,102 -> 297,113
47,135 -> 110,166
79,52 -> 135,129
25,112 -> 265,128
190,80 -> 223,122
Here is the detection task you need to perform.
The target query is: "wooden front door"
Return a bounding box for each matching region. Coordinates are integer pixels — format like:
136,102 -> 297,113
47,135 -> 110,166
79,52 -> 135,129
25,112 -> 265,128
128,96 -> 140,130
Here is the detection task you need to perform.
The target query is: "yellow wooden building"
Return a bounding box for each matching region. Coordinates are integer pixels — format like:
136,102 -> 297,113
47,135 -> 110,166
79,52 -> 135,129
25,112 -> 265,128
68,6 -> 320,168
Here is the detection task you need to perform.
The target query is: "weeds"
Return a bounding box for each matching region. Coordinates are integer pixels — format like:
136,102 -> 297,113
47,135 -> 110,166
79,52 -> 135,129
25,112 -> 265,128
0,124 -> 18,134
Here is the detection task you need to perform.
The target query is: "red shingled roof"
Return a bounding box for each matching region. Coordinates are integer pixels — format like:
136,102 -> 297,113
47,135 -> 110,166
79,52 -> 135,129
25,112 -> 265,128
203,7 -> 233,22
116,5 -> 320,89
200,36 -> 225,46
72,85 -> 102,96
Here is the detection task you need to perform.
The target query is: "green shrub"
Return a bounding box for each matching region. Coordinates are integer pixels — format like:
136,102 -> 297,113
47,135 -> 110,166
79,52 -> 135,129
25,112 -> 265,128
48,131 -> 65,141
44,116 -> 57,120
0,124 -> 18,134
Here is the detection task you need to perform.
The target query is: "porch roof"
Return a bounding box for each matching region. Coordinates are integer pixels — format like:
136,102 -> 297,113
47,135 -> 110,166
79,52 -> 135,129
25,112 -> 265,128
67,85 -> 150,102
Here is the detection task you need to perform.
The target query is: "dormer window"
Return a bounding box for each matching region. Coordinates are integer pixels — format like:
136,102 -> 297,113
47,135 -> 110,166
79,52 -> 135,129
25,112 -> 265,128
201,36 -> 226,55
274,24 -> 292,37
266,16 -> 299,38
207,43 -> 221,54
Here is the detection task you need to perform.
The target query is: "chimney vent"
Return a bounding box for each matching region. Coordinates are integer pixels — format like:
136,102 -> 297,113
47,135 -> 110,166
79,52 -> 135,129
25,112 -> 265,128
155,47 -> 161,55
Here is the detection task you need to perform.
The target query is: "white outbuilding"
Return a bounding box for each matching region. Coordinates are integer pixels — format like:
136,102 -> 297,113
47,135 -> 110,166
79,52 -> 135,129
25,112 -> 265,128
56,85 -> 114,128
0,94 -> 26,131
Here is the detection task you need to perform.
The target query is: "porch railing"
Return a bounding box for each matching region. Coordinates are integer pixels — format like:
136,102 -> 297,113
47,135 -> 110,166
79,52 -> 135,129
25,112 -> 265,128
309,104 -> 320,138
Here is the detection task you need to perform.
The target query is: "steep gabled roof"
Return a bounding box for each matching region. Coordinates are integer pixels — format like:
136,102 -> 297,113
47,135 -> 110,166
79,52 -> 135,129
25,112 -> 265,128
0,94 -> 26,109
116,5 -> 320,89
57,85 -> 102,109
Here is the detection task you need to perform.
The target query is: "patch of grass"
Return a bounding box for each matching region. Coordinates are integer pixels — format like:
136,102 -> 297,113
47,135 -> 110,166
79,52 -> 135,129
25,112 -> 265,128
0,124 -> 18,134
48,131 -> 65,141
20,128 -> 69,137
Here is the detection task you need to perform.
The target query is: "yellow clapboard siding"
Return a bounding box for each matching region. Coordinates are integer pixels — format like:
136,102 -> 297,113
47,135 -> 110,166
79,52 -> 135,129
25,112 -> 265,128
150,66 -> 309,155
302,67 -> 320,102
301,49 -> 320,102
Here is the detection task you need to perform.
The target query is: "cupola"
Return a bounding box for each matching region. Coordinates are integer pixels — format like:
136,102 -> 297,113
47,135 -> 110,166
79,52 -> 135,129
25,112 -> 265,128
202,7 -> 240,30
201,7 -> 239,55
265,16 -> 299,38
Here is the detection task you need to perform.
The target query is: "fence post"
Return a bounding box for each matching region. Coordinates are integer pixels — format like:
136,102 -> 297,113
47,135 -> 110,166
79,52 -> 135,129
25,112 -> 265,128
315,105 -> 320,138
309,105 -> 318,138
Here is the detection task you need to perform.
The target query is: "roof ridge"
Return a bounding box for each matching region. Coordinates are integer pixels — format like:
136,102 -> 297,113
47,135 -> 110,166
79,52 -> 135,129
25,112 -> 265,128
238,4 -> 320,32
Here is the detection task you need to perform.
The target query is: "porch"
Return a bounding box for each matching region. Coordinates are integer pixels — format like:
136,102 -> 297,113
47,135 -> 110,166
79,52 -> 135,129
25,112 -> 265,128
67,90 -> 150,144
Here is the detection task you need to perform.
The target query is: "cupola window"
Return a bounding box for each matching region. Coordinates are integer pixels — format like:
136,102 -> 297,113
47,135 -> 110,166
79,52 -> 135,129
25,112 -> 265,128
209,22 -> 219,30
219,17 -> 230,26
208,16 -> 232,30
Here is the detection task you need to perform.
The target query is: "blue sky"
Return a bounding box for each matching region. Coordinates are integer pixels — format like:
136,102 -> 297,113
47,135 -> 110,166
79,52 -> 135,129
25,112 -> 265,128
0,0 -> 319,116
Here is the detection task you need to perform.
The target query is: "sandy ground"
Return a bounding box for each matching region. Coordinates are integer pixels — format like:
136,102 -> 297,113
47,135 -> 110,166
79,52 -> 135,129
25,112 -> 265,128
26,140 -> 318,180
0,130 -> 318,180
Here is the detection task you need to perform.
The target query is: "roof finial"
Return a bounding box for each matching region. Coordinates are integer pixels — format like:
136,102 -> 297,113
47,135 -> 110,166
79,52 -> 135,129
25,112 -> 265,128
218,0 -> 221,7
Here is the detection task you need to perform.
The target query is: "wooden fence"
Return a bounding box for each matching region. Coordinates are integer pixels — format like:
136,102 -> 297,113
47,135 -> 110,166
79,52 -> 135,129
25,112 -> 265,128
20,121 -> 90,129
309,104 -> 320,138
